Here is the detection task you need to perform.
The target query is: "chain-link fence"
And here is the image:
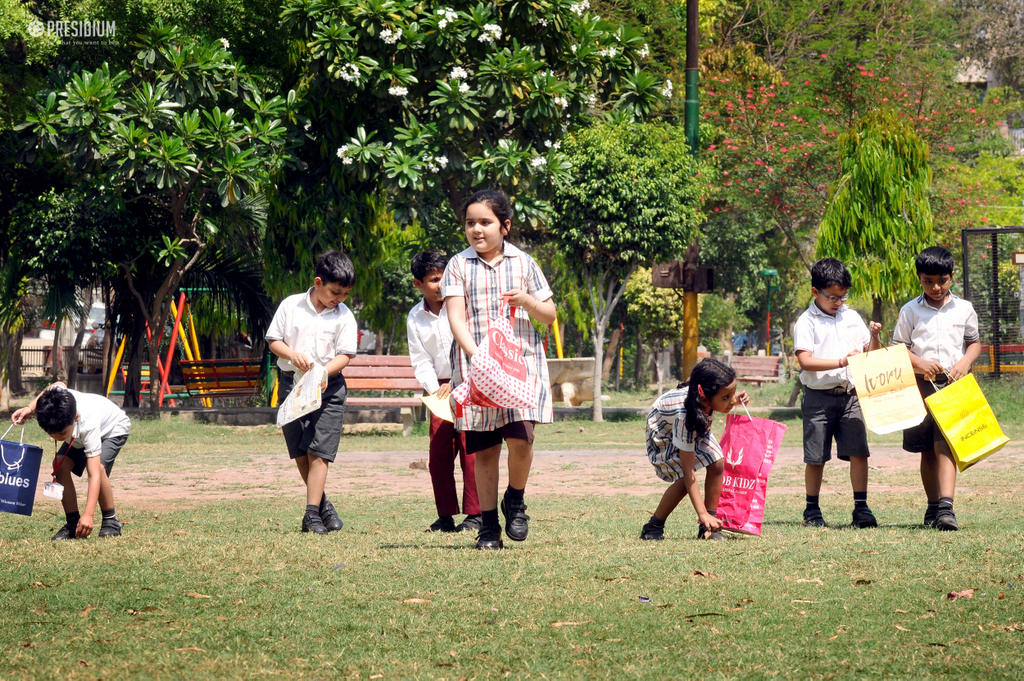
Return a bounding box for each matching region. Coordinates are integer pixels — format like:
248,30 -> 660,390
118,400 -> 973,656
962,227 -> 1024,377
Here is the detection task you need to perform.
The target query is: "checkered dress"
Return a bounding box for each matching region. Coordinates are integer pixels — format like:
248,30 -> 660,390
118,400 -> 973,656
442,242 -> 554,431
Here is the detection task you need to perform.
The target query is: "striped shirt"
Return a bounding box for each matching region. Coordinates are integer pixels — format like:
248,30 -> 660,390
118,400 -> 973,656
442,242 -> 554,431
646,387 -> 723,480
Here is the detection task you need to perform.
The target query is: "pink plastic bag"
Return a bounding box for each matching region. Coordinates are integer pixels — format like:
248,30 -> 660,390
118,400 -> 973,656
716,412 -> 786,536
453,306 -> 537,411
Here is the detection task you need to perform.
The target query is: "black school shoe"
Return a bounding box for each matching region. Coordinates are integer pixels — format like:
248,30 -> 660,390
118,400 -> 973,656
934,509 -> 959,531
457,514 -> 483,532
51,523 -> 81,541
640,521 -> 665,541
426,516 -> 459,533
923,506 -> 938,528
319,499 -> 344,532
475,526 -> 504,550
851,506 -> 878,528
98,519 -> 124,538
301,510 -> 329,535
500,497 -> 530,542
802,508 -> 828,528
697,524 -> 726,540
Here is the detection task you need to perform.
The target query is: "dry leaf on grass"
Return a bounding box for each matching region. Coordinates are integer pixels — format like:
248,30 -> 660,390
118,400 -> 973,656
946,589 -> 974,600
175,647 -> 207,653
895,625 -> 911,632
853,579 -> 873,586
693,571 -> 716,578
894,609 -> 909,614
796,578 -> 823,584
403,598 -> 430,604
32,582 -> 51,588
80,605 -> 94,617
370,676 -> 384,680
78,660 -> 90,668
551,620 -> 593,628
185,592 -> 211,599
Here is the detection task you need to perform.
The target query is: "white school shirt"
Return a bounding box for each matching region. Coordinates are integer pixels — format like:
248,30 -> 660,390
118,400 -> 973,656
59,388 -> 131,457
442,242 -> 554,431
793,301 -> 871,391
893,293 -> 979,373
406,299 -> 454,395
266,289 -> 359,375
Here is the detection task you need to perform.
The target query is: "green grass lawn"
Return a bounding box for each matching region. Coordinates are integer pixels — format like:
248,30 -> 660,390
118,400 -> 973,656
2,379 -> 1023,679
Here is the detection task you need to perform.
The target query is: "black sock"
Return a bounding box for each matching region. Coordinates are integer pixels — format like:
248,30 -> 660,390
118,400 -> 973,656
66,511 -> 81,527
319,493 -> 329,510
853,491 -> 868,509
938,497 -> 954,512
707,508 -> 718,517
305,504 -> 320,516
805,495 -> 820,510
504,485 -> 525,503
649,514 -> 665,528
101,508 -> 117,520
926,501 -> 939,514
464,513 -> 480,520
482,508 -> 500,531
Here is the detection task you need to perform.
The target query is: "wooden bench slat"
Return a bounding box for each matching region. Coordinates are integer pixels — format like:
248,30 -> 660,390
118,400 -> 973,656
347,355 -> 412,367
343,366 -> 418,379
346,378 -> 423,391
346,397 -> 423,407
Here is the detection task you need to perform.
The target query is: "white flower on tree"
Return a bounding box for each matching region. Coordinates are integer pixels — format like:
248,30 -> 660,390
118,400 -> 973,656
538,18 -> 549,26
449,66 -> 470,80
570,0 -> 590,16
380,28 -> 402,44
553,95 -> 569,109
531,156 -> 547,168
336,145 -> 349,158
338,64 -> 360,82
638,45 -> 650,60
479,23 -> 502,43
389,85 -> 409,97
660,80 -> 673,99
219,38 -> 230,49
342,156 -> 354,165
459,82 -> 470,93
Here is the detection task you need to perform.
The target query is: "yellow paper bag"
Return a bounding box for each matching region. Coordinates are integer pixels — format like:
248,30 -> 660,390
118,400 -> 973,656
925,374 -> 1009,472
847,344 -> 927,435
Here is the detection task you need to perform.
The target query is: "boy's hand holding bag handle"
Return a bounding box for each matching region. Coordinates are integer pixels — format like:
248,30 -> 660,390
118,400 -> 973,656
452,303 -> 537,411
716,403 -> 786,536
925,372 -> 1008,472
847,343 -> 927,434
0,423 -> 44,516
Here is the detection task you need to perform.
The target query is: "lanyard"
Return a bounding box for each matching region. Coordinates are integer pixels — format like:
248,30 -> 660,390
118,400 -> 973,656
52,436 -> 74,481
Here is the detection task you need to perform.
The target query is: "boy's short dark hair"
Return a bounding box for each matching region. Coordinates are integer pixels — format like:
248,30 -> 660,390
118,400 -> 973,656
411,252 -> 448,281
915,246 -> 955,276
315,250 -> 356,287
37,387 -> 76,435
811,258 -> 853,291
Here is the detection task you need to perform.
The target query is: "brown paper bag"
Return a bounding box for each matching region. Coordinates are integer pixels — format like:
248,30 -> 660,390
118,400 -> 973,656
847,344 -> 927,435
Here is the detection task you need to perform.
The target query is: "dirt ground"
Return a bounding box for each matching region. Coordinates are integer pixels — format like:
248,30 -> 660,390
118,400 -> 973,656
94,443 -> 1024,510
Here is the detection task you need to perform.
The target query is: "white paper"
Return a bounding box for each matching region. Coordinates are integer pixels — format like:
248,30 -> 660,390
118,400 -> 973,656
276,364 -> 329,428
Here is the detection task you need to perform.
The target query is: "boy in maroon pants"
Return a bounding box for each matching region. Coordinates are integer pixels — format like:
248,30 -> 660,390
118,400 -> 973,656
407,252 -> 481,532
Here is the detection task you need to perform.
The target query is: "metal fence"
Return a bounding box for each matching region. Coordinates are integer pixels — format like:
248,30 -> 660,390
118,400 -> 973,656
962,227 -> 1024,376
20,346 -> 105,379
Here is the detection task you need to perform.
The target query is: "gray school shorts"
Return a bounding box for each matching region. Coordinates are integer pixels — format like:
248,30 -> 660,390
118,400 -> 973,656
61,434 -> 129,477
801,387 -> 870,465
278,371 -> 347,462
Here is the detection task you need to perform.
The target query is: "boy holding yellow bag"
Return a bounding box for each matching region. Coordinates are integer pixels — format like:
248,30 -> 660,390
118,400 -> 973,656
893,247 -> 981,531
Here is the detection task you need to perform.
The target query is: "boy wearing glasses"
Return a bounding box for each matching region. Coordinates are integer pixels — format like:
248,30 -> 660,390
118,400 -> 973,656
892,247 -> 980,531
793,258 -> 882,528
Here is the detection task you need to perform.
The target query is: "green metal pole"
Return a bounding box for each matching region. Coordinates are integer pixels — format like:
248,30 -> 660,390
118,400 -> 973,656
685,0 -> 699,155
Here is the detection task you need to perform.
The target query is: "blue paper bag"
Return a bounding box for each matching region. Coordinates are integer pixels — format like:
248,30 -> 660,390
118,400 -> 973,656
0,426 -> 44,516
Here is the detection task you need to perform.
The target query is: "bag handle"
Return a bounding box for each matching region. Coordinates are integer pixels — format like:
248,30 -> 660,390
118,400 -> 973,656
1,423 -> 24,444
928,368 -> 953,391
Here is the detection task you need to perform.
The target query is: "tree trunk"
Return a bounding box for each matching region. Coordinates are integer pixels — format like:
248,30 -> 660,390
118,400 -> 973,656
67,293 -> 91,390
653,343 -> 665,396
10,327 -> 23,395
872,296 -> 883,324
148,335 -> 164,411
633,329 -> 644,388
788,381 -> 803,408
101,286 -> 113,398
50,314 -> 62,381
0,330 -> 11,411
375,330 -> 384,355
602,327 -> 621,381
125,316 -> 145,408
673,342 -> 684,382
591,322 -> 605,422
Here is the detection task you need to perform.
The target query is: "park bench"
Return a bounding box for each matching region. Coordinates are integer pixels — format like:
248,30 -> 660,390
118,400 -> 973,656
342,355 -> 423,435
110,363 -> 190,403
730,355 -> 783,385
180,358 -> 264,400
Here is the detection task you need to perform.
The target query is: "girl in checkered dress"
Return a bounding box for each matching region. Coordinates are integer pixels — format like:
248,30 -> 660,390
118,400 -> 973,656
641,359 -> 749,541
443,190 -> 556,550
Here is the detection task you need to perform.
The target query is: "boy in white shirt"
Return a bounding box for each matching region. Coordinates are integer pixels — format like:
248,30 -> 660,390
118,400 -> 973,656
793,258 -> 882,528
893,246 -> 981,531
407,252 -> 480,533
267,250 -> 358,535
13,384 -> 130,540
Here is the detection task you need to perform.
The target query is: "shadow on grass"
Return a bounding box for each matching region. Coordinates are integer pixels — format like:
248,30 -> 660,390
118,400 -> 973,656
379,543 -> 477,550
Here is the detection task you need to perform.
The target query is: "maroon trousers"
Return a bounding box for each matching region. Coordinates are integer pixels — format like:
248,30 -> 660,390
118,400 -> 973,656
428,411 -> 480,516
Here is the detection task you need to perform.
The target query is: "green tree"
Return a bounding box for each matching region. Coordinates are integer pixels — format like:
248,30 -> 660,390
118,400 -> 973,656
551,122 -> 712,420
817,109 -> 933,320
18,25 -> 295,406
279,0 -> 668,229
